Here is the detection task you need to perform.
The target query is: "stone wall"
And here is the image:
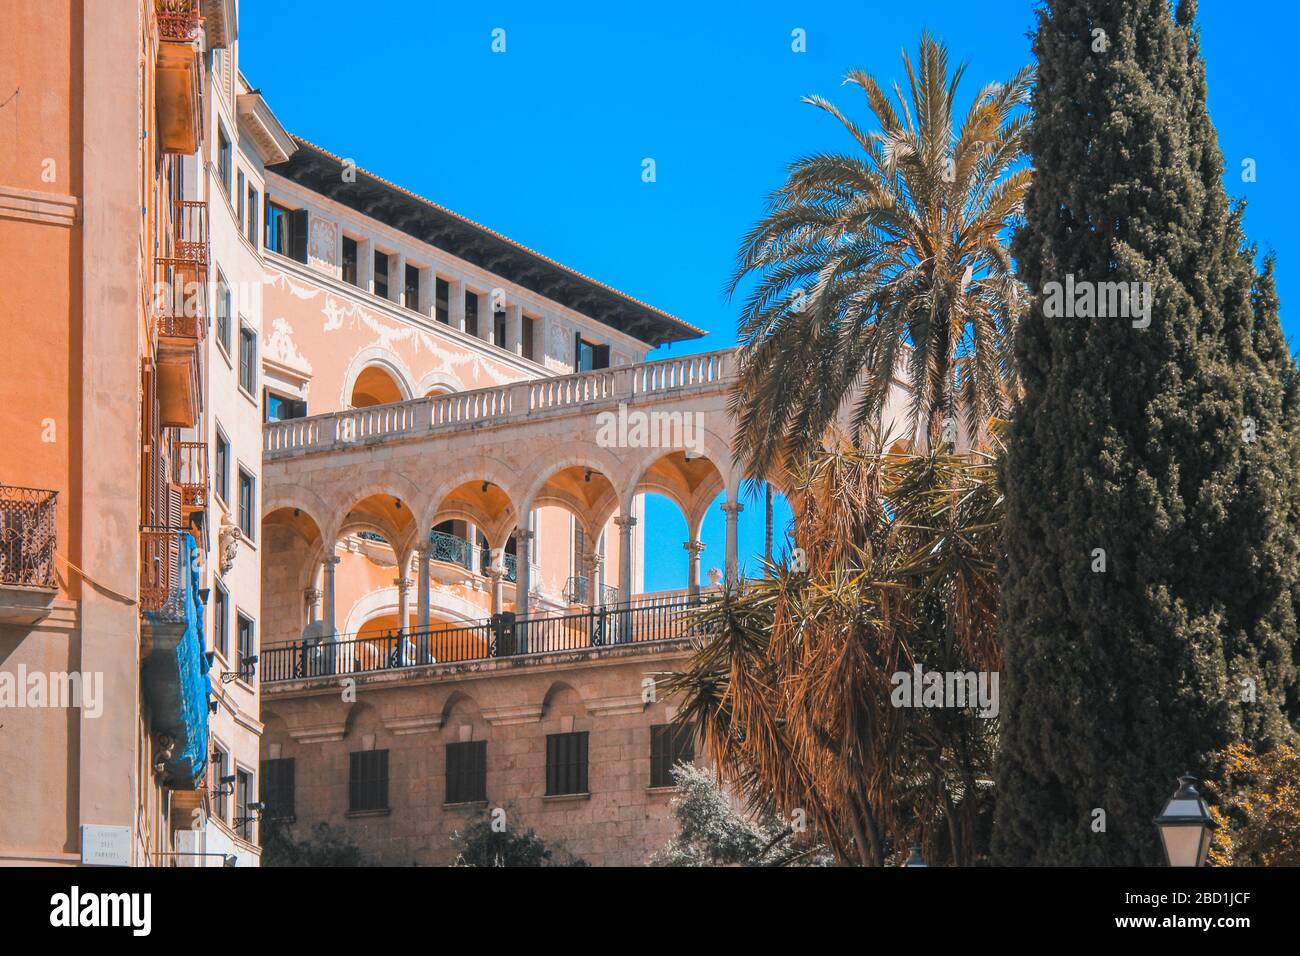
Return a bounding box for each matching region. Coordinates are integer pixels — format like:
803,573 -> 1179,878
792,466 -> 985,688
261,641 -> 695,866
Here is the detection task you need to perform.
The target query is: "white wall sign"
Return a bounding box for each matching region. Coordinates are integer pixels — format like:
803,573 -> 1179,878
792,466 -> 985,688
80,824 -> 131,866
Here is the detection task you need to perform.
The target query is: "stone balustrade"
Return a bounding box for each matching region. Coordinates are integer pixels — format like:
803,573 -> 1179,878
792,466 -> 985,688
264,347 -> 736,459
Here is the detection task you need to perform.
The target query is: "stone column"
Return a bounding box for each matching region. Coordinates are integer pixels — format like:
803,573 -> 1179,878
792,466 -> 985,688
322,555 -> 340,636
487,565 -> 504,616
416,546 -> 431,663
449,277 -> 466,333
722,501 -> 743,587
590,552 -> 604,605
304,587 -> 322,624
394,251 -> 407,305
515,528 -> 534,617
506,302 -> 523,354
478,291 -> 495,344
684,540 -> 705,596
614,513 -> 636,603
416,547 -> 431,630
395,575 -> 412,633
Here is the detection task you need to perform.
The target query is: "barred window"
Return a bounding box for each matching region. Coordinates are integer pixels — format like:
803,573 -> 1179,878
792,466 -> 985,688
349,750 -> 389,812
260,758 -> 296,821
650,724 -> 695,788
545,732 -> 588,796
445,741 -> 487,804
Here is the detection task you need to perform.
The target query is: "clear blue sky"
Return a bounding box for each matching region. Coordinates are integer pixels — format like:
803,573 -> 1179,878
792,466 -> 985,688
241,0 -> 1299,591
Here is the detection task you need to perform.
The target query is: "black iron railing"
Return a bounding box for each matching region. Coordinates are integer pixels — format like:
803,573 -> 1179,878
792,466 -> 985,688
261,596 -> 703,683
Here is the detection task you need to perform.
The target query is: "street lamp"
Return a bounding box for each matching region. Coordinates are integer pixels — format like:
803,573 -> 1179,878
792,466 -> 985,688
903,846 -> 927,867
1153,773 -> 1217,867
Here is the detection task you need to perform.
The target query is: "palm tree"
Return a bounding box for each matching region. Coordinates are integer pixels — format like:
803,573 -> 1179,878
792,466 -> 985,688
665,431 -> 1004,865
727,34 -> 1031,476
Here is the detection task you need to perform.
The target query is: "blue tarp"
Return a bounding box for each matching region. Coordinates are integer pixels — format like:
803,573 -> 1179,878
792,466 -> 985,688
143,531 -> 210,789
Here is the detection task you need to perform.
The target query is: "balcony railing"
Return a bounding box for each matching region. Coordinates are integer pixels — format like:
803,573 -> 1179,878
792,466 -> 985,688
170,441 -> 208,512
564,575 -> 620,606
428,530 -> 521,583
261,596 -> 704,683
264,348 -> 736,457
154,5 -> 204,153
0,486 -> 57,588
156,0 -> 202,41
141,526 -> 186,613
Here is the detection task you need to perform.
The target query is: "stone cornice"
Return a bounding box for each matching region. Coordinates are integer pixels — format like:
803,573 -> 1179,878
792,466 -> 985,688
0,184 -> 78,227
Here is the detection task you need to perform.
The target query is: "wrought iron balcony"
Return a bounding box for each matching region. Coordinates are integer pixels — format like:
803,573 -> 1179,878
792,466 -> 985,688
261,595 -> 704,684
170,441 -> 208,513
0,485 -> 57,589
429,529 -> 474,569
141,526 -> 186,614
156,0 -> 202,41
564,575 -> 620,607
155,3 -> 204,153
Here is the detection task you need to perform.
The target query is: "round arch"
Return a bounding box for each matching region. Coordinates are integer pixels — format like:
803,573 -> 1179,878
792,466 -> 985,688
340,347 -> 416,408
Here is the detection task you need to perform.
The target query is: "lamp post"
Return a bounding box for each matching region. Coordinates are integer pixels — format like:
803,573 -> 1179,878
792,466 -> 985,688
1153,773 -> 1217,867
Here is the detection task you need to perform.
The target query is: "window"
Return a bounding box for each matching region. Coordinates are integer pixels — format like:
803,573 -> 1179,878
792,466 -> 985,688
341,236 -> 358,286
215,272 -> 231,352
373,251 -> 389,299
237,468 -> 255,538
238,324 -> 257,394
404,263 -> 420,311
494,309 -> 507,348
211,746 -> 229,822
435,277 -> 449,324
236,612 -> 254,678
236,768 -> 255,839
214,427 -> 229,503
217,125 -> 232,196
445,741 -> 487,804
246,186 -> 259,247
265,201 -> 306,261
236,170 -> 245,230
261,758 -> 296,821
545,731 -> 588,796
464,291 -> 479,337
349,750 -> 389,812
575,336 -> 610,372
523,315 -> 536,360
265,392 -> 307,422
212,580 -> 228,659
650,724 -> 695,788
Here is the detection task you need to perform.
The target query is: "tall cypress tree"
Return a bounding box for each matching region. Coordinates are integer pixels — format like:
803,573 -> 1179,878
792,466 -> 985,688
994,0 -> 1298,865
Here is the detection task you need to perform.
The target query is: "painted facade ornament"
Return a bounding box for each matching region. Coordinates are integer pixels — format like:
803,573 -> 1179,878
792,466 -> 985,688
308,217 -> 338,269
264,317 -> 313,374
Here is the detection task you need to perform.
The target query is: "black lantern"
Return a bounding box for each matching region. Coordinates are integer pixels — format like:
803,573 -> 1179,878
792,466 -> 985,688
1153,773 -> 1216,867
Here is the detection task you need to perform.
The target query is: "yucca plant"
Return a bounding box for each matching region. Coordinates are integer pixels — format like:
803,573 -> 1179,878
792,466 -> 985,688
727,34 -> 1031,475
663,433 -> 1004,865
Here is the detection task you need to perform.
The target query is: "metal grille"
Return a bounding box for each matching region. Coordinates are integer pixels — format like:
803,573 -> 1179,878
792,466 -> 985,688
171,440 -> 208,510
156,0 -> 202,41
349,750 -> 389,812
0,485 -> 57,588
445,742 -> 487,804
545,732 -> 588,796
140,526 -> 183,612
